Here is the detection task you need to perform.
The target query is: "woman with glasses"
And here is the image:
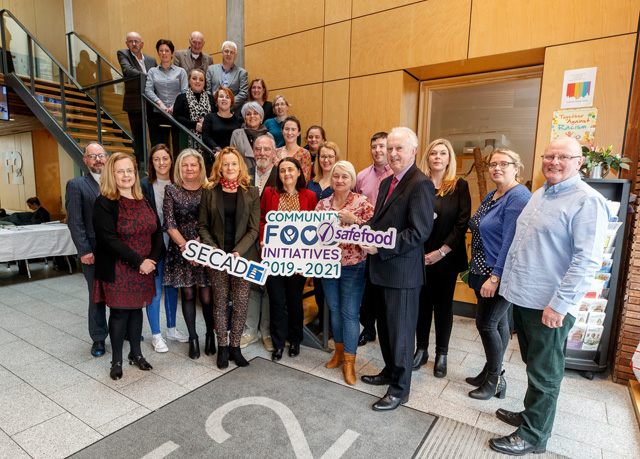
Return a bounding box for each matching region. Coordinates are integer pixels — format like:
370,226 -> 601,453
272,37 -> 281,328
230,101 -> 270,170
92,153 -> 165,380
306,141 -> 341,332
264,95 -> 300,148
413,139 -> 471,378
466,148 -> 531,400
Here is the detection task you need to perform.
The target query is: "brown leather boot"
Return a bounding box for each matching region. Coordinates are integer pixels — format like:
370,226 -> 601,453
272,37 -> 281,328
343,353 -> 356,385
325,343 -> 344,368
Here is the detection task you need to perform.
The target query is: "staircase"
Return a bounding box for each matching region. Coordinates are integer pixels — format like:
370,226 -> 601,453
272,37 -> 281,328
26,76 -> 134,154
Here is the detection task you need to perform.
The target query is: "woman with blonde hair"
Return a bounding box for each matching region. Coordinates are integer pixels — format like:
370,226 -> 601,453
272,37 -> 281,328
316,160 -> 374,385
92,152 -> 165,380
413,139 -> 471,378
163,149 -> 213,360
198,146 -> 260,369
465,148 -> 530,399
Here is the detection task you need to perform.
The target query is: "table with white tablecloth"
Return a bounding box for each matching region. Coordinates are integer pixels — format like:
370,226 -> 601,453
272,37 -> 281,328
0,224 -> 77,276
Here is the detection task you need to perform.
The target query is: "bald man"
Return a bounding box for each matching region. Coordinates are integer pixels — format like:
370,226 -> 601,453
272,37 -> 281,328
173,31 -> 213,74
489,137 -> 609,455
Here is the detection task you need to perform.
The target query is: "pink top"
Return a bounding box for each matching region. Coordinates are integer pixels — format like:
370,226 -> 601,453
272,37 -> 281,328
315,192 -> 374,266
354,164 -> 392,205
275,147 -> 312,183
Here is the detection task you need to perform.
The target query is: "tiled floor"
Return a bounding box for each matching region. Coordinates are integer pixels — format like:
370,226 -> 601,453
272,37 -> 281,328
0,264 -> 639,458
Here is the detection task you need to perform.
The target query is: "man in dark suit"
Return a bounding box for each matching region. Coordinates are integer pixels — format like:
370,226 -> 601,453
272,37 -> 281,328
242,134 -> 277,351
117,32 -> 157,166
26,197 -> 50,224
65,142 -> 109,357
206,41 -> 248,108
360,127 -> 435,411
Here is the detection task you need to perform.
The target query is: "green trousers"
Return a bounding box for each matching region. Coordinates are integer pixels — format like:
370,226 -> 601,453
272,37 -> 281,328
513,305 -> 575,448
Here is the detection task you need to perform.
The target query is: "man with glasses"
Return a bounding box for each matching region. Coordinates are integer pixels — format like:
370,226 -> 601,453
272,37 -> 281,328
117,32 -> 157,166
489,137 -> 609,455
65,142 -> 110,357
173,31 -> 213,74
205,41 -> 248,108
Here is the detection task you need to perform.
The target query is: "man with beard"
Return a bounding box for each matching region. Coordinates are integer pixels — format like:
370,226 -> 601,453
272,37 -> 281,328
65,142 -> 110,357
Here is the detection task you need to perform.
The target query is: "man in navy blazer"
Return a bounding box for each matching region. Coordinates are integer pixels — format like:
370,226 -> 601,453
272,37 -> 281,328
117,31 -> 157,166
361,127 -> 435,411
65,142 -> 109,357
206,41 -> 248,108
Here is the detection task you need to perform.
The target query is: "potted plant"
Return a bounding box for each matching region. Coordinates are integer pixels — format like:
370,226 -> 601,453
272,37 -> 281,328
581,145 -> 632,178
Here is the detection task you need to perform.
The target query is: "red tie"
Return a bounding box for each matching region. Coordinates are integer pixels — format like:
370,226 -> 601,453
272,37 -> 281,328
384,177 -> 398,204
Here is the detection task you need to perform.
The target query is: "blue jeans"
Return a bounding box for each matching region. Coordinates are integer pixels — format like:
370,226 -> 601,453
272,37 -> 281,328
323,261 -> 366,354
146,258 -> 178,335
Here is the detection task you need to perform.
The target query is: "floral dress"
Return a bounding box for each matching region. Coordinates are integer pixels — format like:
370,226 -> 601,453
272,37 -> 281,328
162,184 -> 210,287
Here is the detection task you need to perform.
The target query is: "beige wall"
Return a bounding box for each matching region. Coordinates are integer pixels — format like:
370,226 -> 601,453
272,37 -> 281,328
0,132 -> 36,211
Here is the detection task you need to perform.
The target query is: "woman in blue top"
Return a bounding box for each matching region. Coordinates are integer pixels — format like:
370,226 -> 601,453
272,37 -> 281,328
466,148 -> 531,400
264,95 -> 300,148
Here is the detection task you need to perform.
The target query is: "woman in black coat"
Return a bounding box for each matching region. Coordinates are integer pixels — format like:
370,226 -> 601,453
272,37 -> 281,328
413,139 -> 471,378
93,152 -> 165,380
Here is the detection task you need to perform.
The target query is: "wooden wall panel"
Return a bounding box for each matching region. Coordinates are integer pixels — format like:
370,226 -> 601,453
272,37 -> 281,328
325,0 -> 351,25
72,0 -> 225,69
245,0 -> 324,45
350,0 -> 470,77
348,71 -> 405,174
323,21 -> 350,82
0,132 -> 36,211
469,0 -> 640,58
58,144 -> 75,219
531,34 -> 636,190
271,83 -> 323,138
322,79 -> 349,157
31,129 -> 62,218
245,29 -> 323,89
352,0 -> 422,18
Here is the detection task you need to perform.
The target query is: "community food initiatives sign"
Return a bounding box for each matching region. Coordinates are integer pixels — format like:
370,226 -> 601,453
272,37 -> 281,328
261,211 -> 397,278
262,211 -> 341,277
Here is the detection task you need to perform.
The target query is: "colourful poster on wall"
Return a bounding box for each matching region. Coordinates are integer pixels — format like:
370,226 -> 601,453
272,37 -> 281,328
550,108 -> 597,147
561,67 -> 597,109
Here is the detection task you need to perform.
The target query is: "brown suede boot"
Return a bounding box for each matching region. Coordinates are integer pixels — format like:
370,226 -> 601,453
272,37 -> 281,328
325,343 -> 344,368
343,353 -> 356,385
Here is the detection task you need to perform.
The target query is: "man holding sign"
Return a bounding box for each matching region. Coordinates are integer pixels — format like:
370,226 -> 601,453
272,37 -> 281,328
360,127 -> 435,411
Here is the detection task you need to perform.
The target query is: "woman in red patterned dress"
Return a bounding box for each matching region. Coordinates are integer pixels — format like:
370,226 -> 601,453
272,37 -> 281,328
93,153 -> 165,380
315,161 -> 374,385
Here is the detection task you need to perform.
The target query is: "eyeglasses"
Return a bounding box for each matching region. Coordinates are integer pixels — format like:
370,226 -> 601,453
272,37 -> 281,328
222,49 -> 236,55
254,147 -> 272,152
85,154 -> 108,160
115,169 -> 135,175
127,40 -> 141,45
320,155 -> 336,161
540,155 -> 582,162
487,161 -> 516,169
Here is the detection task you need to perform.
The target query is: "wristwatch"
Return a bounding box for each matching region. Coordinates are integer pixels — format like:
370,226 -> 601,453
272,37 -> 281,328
490,274 -> 500,284
438,248 -> 447,257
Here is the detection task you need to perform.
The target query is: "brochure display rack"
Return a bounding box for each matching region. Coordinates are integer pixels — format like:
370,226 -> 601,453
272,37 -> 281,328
564,178 -> 631,378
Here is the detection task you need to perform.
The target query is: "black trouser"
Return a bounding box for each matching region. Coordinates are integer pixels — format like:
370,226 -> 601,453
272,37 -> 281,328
372,283 -> 421,398
109,308 -> 143,363
415,269 -> 457,355
126,111 -> 145,167
267,275 -> 306,350
82,262 -> 108,342
148,111 -> 180,158
358,279 -> 377,339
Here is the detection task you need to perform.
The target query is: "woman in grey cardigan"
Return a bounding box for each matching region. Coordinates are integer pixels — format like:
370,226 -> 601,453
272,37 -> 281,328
230,101 -> 272,170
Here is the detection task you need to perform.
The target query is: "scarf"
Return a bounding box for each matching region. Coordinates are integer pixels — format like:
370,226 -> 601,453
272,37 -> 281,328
185,89 -> 211,150
220,178 -> 239,190
243,125 -> 268,151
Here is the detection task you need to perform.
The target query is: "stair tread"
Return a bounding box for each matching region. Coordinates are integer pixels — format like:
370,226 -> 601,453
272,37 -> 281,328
43,101 -> 100,115
66,122 -> 121,133
36,92 -> 94,107
79,143 -> 134,154
70,131 -> 132,143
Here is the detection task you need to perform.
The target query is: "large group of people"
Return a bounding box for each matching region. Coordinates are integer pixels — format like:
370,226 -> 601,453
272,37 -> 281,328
60,29 -> 610,457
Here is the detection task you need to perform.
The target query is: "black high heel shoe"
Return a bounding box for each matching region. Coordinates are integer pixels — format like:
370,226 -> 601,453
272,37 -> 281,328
189,337 -> 201,360
204,333 -> 216,356
469,371 -> 506,400
466,365 -> 488,386
128,354 -> 153,371
110,361 -> 123,380
412,348 -> 429,371
217,346 -> 229,369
